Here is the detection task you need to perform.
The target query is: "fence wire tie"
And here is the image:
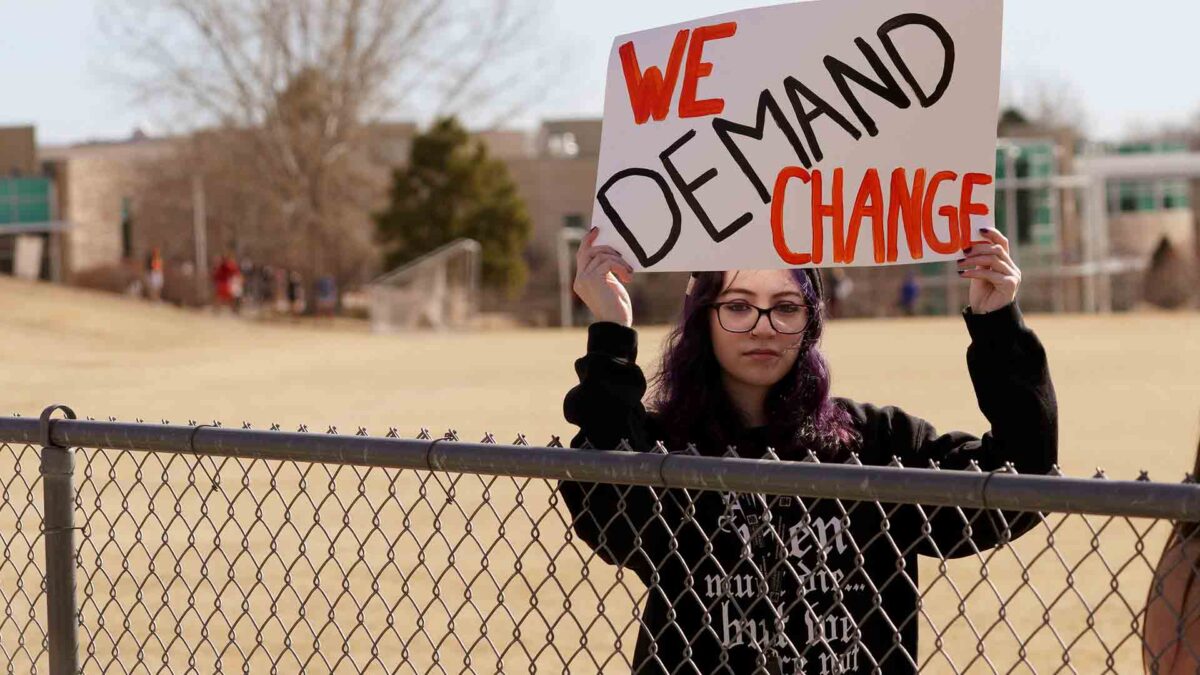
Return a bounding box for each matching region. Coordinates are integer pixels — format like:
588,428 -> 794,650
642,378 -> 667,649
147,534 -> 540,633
424,436 -> 452,473
978,465 -> 1017,544
656,453 -> 671,490
978,466 -> 1009,513
188,423 -> 216,455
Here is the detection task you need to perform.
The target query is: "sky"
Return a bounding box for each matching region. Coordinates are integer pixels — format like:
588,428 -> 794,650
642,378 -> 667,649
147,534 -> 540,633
2,0 -> 1197,145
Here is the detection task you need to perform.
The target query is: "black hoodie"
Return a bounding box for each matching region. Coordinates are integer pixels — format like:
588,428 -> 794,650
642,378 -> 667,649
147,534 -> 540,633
559,303 -> 1057,674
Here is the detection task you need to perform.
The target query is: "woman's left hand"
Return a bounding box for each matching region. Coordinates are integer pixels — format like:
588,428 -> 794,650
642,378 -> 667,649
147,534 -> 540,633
958,227 -> 1020,314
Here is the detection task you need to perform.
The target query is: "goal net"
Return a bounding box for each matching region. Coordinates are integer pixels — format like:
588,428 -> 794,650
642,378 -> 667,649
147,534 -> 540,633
368,239 -> 481,331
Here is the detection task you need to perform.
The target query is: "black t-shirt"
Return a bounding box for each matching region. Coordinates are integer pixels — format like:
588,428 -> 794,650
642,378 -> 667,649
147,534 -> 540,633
559,304 -> 1057,674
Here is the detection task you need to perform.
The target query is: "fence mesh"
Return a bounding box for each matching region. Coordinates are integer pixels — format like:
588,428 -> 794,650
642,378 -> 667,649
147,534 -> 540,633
1,426 -> 1198,674
0,441 -> 49,674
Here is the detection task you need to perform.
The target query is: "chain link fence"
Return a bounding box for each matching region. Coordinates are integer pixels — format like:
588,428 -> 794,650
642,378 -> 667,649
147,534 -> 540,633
1,409 -> 1197,674
0,435 -> 47,673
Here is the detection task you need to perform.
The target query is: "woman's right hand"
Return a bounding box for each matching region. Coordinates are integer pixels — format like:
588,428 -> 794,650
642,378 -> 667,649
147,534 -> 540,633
573,228 -> 635,327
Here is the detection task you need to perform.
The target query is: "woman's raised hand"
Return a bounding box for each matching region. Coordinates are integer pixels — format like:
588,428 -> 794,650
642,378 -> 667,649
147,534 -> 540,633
958,226 -> 1021,314
573,227 -> 635,327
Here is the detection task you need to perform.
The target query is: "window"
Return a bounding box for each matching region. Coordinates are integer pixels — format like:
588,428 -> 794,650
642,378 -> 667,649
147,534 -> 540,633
563,213 -> 585,230
994,142 -> 1058,247
1137,183 -> 1156,211
1164,181 -> 1190,209
1118,183 -> 1139,213
548,132 -> 579,158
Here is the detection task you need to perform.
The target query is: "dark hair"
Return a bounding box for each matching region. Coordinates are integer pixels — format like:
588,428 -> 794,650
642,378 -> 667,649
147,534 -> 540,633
648,270 -> 858,459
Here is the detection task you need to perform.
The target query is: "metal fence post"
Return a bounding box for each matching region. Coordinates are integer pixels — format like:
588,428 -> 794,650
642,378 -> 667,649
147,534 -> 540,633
40,405 -> 79,675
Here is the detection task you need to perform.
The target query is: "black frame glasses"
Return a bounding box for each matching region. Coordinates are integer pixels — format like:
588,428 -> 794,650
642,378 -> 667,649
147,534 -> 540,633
707,301 -> 810,335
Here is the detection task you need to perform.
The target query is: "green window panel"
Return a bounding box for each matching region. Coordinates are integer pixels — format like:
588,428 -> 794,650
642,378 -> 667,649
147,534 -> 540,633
1164,188 -> 1190,209
1024,147 -> 1054,178
1137,185 -> 1155,211
1104,144 -> 1191,213
15,202 -> 50,222
0,178 -> 52,226
995,142 -> 1060,247
996,142 -> 1056,178
1165,180 -> 1189,209
19,180 -> 47,198
1117,182 -> 1142,213
994,198 -> 1009,230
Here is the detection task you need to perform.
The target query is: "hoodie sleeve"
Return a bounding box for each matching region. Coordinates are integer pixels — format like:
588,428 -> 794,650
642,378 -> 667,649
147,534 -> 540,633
851,303 -> 1058,558
557,322 -> 668,577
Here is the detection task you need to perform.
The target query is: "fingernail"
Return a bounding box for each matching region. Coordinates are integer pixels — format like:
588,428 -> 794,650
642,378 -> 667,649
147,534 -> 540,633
980,227 -> 995,234
963,246 -> 972,254
957,270 -> 966,276
955,258 -> 966,264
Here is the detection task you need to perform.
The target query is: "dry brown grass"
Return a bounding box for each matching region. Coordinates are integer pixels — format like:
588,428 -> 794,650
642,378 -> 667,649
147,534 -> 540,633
1,276 -> 1198,673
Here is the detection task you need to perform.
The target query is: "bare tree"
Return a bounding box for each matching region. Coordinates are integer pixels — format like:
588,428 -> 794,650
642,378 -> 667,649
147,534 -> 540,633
99,0 -> 554,285
1000,73 -> 1089,137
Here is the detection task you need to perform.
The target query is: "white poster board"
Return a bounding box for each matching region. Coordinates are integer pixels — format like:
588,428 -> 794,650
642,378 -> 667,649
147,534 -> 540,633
592,0 -> 1004,271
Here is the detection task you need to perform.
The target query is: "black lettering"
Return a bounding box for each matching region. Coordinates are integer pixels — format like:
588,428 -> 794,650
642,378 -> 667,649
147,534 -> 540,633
782,76 -> 862,164
595,167 -> 682,268
877,13 -> 956,108
823,37 -> 911,137
712,89 -> 812,204
660,129 -> 751,243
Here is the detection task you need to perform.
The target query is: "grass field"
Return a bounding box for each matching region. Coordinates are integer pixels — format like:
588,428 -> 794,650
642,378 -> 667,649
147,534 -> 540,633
1,276 -> 1198,672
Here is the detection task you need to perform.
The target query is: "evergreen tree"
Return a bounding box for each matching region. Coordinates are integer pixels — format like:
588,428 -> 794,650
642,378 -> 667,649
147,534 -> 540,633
376,117 -> 531,294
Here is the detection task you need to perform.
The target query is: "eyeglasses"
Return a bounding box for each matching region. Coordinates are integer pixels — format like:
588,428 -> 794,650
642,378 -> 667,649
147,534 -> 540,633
708,301 -> 809,334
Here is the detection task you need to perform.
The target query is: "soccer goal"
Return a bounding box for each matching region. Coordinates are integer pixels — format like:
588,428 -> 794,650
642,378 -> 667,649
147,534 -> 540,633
368,239 -> 482,331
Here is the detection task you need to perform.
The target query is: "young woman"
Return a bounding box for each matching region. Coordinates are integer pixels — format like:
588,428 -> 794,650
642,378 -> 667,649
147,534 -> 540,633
1143,433 -> 1200,674
559,227 -> 1057,674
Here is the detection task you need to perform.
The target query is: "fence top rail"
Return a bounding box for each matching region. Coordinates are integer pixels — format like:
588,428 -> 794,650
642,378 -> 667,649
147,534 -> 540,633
1,414 -> 1196,521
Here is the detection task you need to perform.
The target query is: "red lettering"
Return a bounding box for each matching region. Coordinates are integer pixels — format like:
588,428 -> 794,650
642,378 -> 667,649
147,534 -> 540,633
619,30 -> 689,125
771,166 -> 985,265
922,171 -> 960,254
959,172 -> 993,244
679,22 -> 737,119
840,168 -> 884,263
887,168 -> 925,262
771,166 -> 823,265
810,169 -> 841,265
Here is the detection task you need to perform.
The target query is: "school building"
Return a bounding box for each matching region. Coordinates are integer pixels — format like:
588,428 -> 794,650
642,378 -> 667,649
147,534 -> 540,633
507,119 -> 1200,321
6,119 -> 1197,322
0,126 -> 70,281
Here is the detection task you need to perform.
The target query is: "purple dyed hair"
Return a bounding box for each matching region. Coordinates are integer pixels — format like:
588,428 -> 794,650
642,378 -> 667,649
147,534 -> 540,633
648,269 -> 858,459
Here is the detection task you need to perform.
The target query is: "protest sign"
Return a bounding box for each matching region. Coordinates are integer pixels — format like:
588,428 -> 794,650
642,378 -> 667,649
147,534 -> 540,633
591,0 -> 1004,271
